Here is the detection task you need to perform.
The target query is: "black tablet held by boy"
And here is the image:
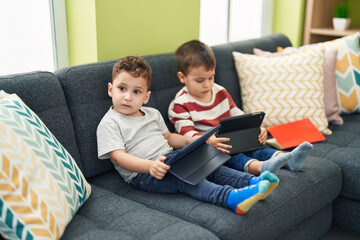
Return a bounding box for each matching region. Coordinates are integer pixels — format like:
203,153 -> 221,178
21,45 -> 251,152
166,125 -> 231,185
216,111 -> 265,155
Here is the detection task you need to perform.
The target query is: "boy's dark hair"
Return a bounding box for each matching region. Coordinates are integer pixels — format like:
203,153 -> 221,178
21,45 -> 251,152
175,40 -> 216,76
112,56 -> 152,90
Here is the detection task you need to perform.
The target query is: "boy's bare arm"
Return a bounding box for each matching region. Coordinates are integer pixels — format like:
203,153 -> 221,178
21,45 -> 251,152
163,131 -> 193,149
109,150 -> 170,180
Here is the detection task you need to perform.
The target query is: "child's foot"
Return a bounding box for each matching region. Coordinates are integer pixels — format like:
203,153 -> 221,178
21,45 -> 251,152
260,152 -> 292,174
250,171 -> 279,200
226,180 -> 269,214
286,142 -> 313,171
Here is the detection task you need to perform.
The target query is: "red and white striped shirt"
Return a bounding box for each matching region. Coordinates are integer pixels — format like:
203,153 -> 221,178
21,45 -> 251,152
168,83 -> 243,137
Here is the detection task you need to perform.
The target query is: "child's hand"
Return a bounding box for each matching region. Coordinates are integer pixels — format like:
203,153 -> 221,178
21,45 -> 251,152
149,156 -> 170,180
258,127 -> 267,145
206,135 -> 232,154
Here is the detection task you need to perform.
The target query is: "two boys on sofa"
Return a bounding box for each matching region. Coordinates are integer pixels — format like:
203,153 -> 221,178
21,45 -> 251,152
96,40 -> 312,215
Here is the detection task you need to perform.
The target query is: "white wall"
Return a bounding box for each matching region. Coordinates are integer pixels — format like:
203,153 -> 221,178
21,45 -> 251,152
199,0 -> 229,46
200,0 -> 273,46
229,0 -> 263,42
0,1 -> 55,76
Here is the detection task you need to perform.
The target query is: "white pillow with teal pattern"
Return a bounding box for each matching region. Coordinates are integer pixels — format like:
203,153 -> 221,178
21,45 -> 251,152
0,93 -> 91,240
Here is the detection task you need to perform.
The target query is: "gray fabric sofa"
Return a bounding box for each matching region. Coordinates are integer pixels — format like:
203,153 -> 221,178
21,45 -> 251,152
0,33 -> 358,239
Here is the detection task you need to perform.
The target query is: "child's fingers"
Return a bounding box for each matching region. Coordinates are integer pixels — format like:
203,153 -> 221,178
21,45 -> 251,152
218,148 -> 230,154
156,166 -> 168,175
151,158 -> 170,179
259,135 -> 267,144
156,156 -> 170,170
153,171 -> 166,180
217,137 -> 231,143
157,156 -> 167,162
161,163 -> 170,171
214,143 -> 232,154
218,142 -> 232,149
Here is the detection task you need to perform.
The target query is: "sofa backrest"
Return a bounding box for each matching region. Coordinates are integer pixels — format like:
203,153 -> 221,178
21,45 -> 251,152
55,33 -> 292,179
55,60 -> 117,178
0,71 -> 83,170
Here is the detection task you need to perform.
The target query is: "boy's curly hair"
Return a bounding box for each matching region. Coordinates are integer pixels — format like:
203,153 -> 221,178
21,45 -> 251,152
175,40 -> 216,76
112,56 -> 152,90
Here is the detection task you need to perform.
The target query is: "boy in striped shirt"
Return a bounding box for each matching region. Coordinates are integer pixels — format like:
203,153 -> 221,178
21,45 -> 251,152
168,40 -> 313,176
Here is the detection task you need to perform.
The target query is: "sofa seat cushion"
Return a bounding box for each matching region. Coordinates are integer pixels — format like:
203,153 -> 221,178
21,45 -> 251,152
62,185 -> 218,240
333,197 -> 360,234
312,112 -> 360,202
89,155 -> 341,240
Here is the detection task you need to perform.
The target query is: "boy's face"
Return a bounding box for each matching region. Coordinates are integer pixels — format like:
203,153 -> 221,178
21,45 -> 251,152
178,65 -> 215,103
108,71 -> 151,117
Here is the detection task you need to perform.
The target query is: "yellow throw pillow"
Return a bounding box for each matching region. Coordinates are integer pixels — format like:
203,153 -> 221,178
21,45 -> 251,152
233,47 -> 331,134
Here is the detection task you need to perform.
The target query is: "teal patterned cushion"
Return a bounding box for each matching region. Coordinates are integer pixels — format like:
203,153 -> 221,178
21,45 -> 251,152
0,94 -> 91,240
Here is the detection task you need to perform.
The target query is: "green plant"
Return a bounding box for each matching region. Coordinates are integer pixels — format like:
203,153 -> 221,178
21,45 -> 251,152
334,0 -> 349,18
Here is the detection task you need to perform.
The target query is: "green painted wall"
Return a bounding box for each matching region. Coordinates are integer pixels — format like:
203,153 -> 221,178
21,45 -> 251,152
95,0 -> 200,62
66,0 -> 360,66
66,0 -> 200,66
66,0 -> 98,65
348,0 -> 360,26
273,0 -> 306,47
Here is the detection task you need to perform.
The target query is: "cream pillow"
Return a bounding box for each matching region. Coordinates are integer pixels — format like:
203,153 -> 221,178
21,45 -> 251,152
255,47 -> 343,125
233,47 -> 331,134
0,94 -> 91,240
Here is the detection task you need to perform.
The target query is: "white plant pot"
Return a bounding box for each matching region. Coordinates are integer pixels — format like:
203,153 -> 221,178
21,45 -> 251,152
333,18 -> 351,31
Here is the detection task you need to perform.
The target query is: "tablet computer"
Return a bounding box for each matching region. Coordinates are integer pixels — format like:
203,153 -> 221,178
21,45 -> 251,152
216,111 -> 265,155
166,125 -> 231,185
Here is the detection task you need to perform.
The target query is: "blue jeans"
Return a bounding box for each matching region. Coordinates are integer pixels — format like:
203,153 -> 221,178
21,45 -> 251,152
226,148 -> 278,172
131,160 -> 253,208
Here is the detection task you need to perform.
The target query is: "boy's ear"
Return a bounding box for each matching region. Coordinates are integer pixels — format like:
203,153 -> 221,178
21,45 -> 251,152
177,71 -> 186,84
108,82 -> 113,97
143,91 -> 151,104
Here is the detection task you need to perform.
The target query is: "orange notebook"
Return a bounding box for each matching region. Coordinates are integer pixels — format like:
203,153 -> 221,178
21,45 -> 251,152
266,118 -> 326,150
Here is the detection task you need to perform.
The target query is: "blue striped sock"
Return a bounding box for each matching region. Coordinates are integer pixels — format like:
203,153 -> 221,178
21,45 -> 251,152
226,180 -> 269,214
250,171 -> 280,200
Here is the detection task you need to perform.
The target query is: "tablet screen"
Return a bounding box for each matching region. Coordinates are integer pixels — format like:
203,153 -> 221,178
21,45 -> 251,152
166,124 -> 221,165
217,111 -> 265,135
